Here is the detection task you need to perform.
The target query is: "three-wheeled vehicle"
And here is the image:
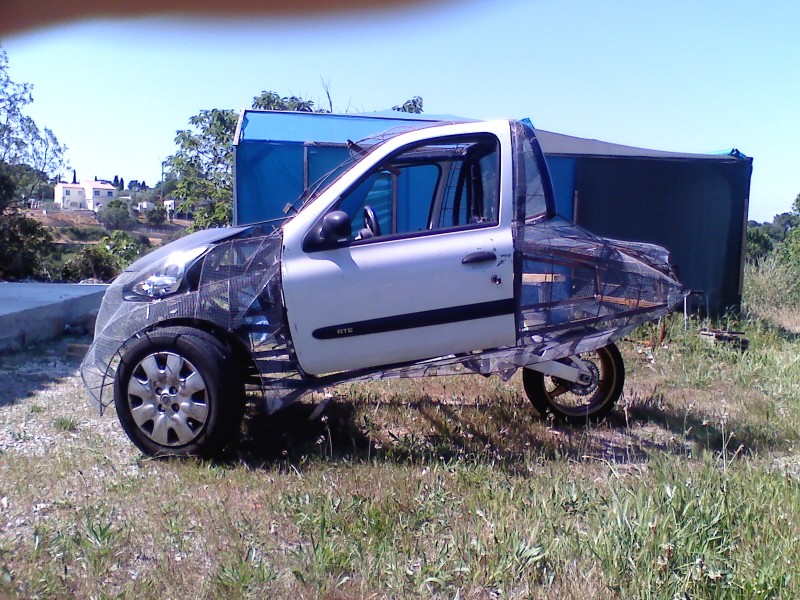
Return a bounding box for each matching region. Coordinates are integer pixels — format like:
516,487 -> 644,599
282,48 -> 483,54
82,118 -> 684,456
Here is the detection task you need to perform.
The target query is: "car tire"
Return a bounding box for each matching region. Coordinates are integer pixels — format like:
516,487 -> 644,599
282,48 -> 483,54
114,326 -> 244,457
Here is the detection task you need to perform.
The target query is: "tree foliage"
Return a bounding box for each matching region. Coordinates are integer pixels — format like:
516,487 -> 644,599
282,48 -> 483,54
146,204 -> 166,225
96,198 -> 137,230
251,91 -> 323,112
167,108 -> 238,229
0,211 -> 55,279
392,96 -> 424,114
745,227 -> 774,262
166,94 -> 317,231
749,212 -> 799,245
61,243 -> 117,282
748,192 -> 800,275
780,227 -> 800,265
190,200 -> 232,230
0,162 -> 55,279
61,230 -> 149,282
1,49 -> 67,203
0,49 -> 67,280
128,179 -> 148,191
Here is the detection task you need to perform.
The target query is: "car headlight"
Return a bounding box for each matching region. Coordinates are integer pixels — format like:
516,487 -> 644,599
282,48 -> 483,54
127,246 -> 210,299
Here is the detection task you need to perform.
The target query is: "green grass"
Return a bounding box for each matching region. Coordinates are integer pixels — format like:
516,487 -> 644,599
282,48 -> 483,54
1,302 -> 800,597
52,416 -> 80,433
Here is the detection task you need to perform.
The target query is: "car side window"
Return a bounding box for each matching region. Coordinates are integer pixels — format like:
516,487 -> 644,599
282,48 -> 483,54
334,133 -> 500,242
338,171 -> 394,236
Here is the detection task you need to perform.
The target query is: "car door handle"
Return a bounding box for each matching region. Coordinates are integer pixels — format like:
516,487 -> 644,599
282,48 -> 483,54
462,251 -> 496,264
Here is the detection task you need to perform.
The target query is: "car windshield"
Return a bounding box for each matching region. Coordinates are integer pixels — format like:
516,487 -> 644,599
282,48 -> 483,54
227,145 -> 382,235
285,124 -> 444,218
284,140 -> 381,217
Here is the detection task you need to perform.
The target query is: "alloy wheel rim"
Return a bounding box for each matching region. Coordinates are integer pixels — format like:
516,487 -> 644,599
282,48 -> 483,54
126,351 -> 209,446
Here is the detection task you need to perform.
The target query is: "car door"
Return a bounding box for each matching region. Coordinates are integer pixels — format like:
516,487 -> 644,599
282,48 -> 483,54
281,122 -> 516,376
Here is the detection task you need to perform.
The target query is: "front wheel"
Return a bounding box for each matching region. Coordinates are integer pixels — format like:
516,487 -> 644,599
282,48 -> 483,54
522,343 -> 625,424
114,327 -> 244,457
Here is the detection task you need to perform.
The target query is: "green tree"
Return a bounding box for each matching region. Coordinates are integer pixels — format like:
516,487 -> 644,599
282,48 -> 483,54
1,49 -> 67,202
251,91 -> 319,112
392,96 -> 424,114
746,227 -> 774,262
0,49 -> 67,280
62,230 -> 149,282
154,171 -> 178,201
105,229 -> 147,264
774,193 -> 800,266
168,92 -> 319,231
771,212 -> 798,239
106,198 -> 127,210
0,162 -> 55,279
96,198 -> 137,230
61,243 -> 118,282
190,199 -> 232,229
146,204 -> 166,225
168,108 -> 238,229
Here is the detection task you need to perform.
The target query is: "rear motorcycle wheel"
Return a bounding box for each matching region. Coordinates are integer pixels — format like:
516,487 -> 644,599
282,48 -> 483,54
522,343 -> 624,425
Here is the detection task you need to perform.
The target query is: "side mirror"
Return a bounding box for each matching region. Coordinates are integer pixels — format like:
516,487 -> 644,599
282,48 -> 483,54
321,210 -> 351,240
303,210 -> 352,252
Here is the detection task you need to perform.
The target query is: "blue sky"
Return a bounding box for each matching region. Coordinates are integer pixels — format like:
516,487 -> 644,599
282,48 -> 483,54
4,0 -> 799,222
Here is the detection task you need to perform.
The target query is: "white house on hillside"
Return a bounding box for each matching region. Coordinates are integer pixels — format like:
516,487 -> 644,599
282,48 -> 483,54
53,183 -> 87,210
54,180 -> 117,211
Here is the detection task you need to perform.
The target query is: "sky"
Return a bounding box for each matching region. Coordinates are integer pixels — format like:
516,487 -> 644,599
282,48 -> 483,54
3,0 -> 799,222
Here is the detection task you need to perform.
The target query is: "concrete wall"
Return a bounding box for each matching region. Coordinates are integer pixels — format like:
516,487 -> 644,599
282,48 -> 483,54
0,283 -> 107,352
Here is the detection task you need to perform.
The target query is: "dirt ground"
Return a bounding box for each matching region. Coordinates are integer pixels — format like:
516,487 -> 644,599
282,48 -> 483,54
23,209 -> 102,229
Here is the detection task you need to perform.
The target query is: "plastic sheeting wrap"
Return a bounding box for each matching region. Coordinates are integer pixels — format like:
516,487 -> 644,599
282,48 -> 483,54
82,118 -> 684,415
516,217 -> 679,336
82,221 -> 682,414
81,218 -> 681,414
334,219 -> 682,390
81,234 -> 287,410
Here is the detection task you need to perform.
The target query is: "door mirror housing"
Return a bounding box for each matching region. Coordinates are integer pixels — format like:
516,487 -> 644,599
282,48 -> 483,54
303,210 -> 352,252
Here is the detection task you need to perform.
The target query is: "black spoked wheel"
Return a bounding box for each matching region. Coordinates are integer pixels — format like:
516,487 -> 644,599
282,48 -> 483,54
114,327 -> 244,457
522,343 -> 625,425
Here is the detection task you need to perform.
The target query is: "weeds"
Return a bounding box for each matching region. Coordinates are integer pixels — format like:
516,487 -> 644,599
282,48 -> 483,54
210,546 -> 277,597
744,254 -> 800,312
584,455 -> 797,599
52,416 -> 79,433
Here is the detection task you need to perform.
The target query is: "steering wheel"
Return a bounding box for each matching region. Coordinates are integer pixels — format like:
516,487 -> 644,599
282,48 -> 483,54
363,206 -> 382,237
